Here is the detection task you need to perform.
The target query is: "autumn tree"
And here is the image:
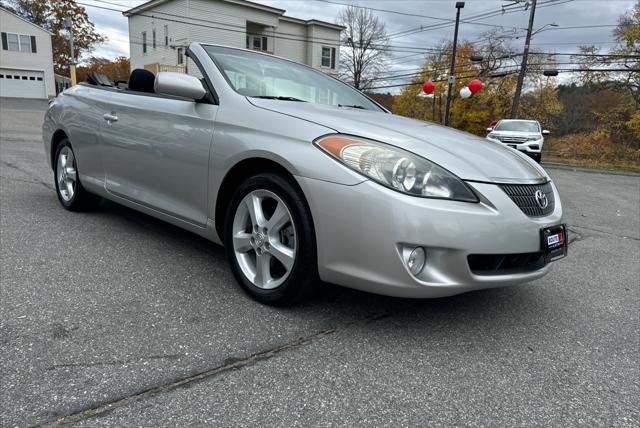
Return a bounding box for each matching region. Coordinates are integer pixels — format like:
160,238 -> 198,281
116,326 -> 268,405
2,0 -> 106,75
571,45 -> 611,86
76,56 -> 130,83
337,5 -> 390,90
393,38 -> 519,135
612,0 -> 640,107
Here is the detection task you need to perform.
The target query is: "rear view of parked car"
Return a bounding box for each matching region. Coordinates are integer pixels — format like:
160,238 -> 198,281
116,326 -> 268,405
43,43 -> 566,306
486,119 -> 550,163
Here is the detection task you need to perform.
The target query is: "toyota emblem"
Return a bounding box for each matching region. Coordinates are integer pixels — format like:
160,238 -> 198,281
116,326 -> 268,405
535,190 -> 548,209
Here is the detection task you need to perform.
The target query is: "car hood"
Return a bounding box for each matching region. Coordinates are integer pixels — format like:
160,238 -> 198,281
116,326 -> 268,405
249,99 -> 548,184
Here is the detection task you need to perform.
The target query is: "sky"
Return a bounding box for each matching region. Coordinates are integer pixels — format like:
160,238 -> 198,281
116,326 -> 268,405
80,0 -> 635,89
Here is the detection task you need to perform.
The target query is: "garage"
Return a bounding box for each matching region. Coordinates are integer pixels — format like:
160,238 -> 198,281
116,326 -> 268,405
0,68 -> 46,99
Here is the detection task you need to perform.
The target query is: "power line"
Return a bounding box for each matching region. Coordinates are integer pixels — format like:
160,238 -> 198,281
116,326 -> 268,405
78,1 -> 637,63
315,0 -> 527,31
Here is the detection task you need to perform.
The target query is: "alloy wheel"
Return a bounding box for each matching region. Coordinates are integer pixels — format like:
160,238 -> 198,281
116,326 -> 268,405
56,146 -> 77,202
231,189 -> 297,289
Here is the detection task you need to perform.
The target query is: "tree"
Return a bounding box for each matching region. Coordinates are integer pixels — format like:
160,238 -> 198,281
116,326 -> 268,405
76,56 -> 130,83
3,0 -> 106,76
612,0 -> 640,107
393,38 -> 519,135
571,45 -> 611,86
337,5 -> 390,90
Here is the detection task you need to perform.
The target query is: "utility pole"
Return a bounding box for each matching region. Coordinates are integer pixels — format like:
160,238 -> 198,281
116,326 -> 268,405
62,17 -> 76,86
444,2 -> 464,127
511,0 -> 537,118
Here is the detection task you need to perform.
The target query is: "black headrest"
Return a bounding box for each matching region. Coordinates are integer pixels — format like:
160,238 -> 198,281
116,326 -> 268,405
128,69 -> 155,93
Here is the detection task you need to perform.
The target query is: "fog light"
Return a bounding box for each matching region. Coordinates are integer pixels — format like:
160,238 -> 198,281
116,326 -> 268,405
407,247 -> 426,276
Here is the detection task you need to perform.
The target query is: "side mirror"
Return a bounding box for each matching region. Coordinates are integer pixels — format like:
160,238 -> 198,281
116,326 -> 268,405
154,72 -> 206,100
486,127 -> 493,132
542,130 -> 550,135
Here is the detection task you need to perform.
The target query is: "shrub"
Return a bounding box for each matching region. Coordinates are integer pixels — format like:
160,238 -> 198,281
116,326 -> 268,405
548,131 -> 640,169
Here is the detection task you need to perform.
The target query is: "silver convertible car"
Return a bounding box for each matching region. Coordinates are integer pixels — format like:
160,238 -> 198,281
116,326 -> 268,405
43,43 -> 567,305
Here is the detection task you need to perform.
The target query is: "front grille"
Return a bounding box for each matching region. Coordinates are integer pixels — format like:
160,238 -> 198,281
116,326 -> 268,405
497,136 -> 531,143
468,252 -> 545,275
500,182 -> 555,217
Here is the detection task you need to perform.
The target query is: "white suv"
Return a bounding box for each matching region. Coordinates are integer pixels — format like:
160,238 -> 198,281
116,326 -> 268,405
486,119 -> 549,163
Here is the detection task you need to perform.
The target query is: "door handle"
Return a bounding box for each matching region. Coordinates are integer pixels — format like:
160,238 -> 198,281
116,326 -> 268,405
103,113 -> 118,123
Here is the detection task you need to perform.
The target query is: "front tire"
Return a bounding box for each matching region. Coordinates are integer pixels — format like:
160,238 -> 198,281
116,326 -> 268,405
224,172 -> 318,306
54,139 -> 100,211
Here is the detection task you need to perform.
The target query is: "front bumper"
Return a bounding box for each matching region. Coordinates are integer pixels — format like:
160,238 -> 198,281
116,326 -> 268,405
296,176 -> 563,298
488,137 -> 543,154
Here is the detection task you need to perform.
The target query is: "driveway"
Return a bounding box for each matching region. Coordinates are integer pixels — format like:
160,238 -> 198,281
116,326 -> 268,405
1,98 -> 638,427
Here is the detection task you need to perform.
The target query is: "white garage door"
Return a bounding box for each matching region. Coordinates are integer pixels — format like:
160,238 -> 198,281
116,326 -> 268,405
0,69 -> 45,99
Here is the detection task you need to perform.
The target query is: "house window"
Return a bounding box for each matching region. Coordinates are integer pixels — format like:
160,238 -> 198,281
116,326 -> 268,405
142,31 -> 147,54
247,35 -> 268,52
19,35 -> 31,52
321,47 -> 336,68
164,25 -> 168,47
7,33 -> 19,51
152,28 -> 156,49
177,47 -> 183,64
2,33 -> 36,53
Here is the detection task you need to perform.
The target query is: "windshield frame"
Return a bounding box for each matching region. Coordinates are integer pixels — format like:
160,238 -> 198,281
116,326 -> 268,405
494,120 -> 541,133
202,44 -> 387,113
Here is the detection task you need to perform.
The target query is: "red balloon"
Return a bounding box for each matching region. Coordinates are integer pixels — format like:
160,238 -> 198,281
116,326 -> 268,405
422,80 -> 435,94
468,79 -> 483,94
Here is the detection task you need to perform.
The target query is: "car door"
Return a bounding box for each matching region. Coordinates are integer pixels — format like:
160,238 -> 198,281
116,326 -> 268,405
100,90 -> 217,227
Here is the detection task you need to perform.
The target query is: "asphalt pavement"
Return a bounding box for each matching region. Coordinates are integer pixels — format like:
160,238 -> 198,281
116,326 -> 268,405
1,97 -> 638,427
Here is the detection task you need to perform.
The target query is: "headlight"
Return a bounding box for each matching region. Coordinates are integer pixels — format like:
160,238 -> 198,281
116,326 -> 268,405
314,135 -> 478,202
487,133 -> 498,139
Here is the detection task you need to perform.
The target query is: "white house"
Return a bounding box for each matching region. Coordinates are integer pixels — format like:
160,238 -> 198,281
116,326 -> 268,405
0,6 -> 55,99
123,0 -> 343,76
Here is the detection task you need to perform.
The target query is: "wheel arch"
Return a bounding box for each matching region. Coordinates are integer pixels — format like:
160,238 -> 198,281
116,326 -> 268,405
50,129 -> 69,167
214,157 -> 312,244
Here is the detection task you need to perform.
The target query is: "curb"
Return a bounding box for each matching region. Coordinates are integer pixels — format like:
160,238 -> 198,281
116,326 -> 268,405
542,162 -> 640,177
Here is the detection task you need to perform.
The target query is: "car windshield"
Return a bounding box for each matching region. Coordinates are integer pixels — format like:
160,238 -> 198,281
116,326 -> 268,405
494,120 -> 540,132
204,45 -> 382,111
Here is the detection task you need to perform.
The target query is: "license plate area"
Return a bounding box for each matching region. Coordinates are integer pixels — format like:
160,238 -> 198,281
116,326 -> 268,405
541,224 -> 567,263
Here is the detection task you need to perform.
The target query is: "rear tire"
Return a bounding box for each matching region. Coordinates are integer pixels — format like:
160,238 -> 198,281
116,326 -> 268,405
54,139 -> 101,211
224,172 -> 318,306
